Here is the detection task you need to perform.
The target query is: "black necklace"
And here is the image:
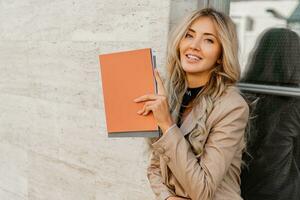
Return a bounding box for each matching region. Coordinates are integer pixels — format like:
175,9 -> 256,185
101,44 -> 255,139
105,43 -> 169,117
181,86 -> 203,107
177,86 -> 203,126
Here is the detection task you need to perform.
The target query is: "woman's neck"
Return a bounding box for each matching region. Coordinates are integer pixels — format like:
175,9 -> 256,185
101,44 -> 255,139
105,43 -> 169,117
186,72 -> 211,88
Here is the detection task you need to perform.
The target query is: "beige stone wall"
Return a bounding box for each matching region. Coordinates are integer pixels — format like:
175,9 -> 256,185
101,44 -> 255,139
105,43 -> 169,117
0,0 -> 198,199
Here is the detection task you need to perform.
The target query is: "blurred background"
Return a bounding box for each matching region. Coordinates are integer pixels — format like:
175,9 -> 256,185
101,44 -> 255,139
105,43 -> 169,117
0,0 -> 299,200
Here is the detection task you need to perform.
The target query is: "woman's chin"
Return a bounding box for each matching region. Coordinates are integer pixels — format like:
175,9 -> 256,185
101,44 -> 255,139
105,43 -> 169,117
181,61 -> 202,72
181,66 -> 200,74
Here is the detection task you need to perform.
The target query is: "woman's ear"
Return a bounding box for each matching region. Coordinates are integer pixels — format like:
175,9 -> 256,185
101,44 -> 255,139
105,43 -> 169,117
217,59 -> 222,64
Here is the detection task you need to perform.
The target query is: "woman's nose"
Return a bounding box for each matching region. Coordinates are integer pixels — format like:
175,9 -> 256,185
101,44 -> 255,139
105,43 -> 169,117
189,38 -> 201,50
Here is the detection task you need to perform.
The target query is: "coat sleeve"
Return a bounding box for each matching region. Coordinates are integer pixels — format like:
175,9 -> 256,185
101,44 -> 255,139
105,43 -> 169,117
147,149 -> 176,200
151,97 -> 249,200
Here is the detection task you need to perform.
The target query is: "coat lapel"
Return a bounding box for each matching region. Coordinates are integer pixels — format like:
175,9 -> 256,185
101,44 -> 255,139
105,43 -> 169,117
170,98 -> 206,136
178,101 -> 205,136
179,109 -> 197,136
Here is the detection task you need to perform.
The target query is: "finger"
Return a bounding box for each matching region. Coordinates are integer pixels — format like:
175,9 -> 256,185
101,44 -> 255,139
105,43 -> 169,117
137,105 -> 145,115
134,94 -> 160,102
142,102 -> 157,115
142,107 -> 151,115
140,100 -> 158,115
142,104 -> 154,116
138,104 -> 151,116
137,101 -> 156,114
154,69 -> 166,95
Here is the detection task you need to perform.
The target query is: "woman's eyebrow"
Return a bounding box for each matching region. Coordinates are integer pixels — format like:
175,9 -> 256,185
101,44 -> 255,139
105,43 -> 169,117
187,28 -> 196,33
188,28 -> 217,38
203,33 -> 217,38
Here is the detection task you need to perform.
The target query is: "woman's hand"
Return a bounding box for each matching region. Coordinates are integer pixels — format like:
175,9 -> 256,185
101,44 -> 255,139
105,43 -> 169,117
134,69 -> 174,134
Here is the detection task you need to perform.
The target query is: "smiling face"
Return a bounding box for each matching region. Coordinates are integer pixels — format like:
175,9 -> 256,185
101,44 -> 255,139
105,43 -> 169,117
179,16 -> 222,87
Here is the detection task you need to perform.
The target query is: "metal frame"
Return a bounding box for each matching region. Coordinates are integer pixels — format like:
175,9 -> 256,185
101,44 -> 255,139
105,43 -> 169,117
197,0 -> 300,98
238,83 -> 300,97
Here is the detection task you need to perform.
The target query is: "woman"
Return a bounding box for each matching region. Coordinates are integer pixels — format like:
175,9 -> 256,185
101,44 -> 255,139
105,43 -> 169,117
134,8 -> 249,200
240,28 -> 300,200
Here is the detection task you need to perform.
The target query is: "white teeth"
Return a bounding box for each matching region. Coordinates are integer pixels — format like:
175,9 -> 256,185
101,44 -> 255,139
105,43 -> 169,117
187,54 -> 201,61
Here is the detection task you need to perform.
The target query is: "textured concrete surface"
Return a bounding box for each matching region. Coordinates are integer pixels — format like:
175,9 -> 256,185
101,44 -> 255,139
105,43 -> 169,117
0,0 -> 199,199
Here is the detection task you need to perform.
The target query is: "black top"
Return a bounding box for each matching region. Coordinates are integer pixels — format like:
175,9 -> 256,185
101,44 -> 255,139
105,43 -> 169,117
177,86 -> 203,127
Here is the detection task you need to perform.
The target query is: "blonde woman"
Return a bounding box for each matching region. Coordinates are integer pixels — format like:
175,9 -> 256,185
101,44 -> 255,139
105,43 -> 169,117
134,8 -> 249,200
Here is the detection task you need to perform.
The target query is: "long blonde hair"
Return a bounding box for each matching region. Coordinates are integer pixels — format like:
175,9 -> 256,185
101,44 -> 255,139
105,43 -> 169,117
165,8 -> 240,158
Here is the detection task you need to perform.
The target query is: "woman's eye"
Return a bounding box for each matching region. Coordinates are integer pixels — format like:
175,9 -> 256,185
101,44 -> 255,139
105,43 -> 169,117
185,33 -> 193,38
205,39 -> 214,43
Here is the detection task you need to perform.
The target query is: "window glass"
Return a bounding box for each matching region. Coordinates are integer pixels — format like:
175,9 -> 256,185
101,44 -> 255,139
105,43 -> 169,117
230,0 -> 300,88
230,1 -> 300,200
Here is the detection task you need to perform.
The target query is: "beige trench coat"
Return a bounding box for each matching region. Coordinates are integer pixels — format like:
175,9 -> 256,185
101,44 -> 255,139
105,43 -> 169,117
147,87 -> 249,200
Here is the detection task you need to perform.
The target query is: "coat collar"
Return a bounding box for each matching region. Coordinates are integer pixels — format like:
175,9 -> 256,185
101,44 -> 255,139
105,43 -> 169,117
173,86 -> 236,136
172,102 -> 203,136
179,110 -> 197,136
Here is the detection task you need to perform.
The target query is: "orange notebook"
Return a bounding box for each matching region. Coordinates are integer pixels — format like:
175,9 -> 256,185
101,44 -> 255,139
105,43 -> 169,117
99,48 -> 160,137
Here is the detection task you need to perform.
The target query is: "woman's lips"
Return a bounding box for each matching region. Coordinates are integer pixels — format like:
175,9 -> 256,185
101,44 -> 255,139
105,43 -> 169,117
185,54 -> 202,63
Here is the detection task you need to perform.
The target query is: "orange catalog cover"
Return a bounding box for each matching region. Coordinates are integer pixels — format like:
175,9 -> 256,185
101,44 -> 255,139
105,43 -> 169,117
99,48 -> 160,137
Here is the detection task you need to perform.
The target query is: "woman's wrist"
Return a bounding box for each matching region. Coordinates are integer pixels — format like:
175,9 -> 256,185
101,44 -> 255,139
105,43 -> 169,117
160,119 -> 175,134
